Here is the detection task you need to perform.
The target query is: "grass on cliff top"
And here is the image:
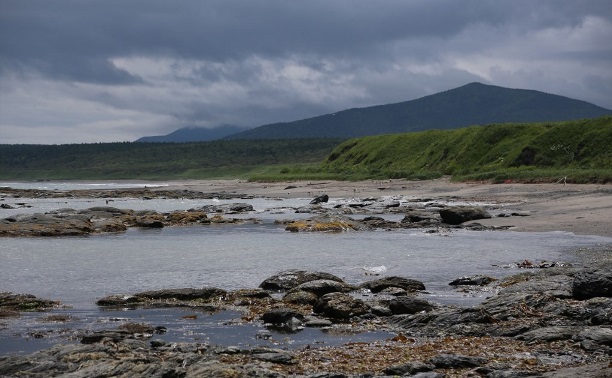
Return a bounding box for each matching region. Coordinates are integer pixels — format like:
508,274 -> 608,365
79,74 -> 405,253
312,116 -> 612,183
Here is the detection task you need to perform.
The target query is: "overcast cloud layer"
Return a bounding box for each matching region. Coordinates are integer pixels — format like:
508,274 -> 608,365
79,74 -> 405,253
1,1 -> 611,144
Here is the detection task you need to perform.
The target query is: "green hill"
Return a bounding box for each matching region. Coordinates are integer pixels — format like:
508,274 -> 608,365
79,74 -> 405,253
318,116 -> 612,183
226,83 -> 612,140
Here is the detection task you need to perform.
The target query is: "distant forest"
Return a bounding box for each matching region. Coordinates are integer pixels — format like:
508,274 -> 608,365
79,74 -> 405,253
0,139 -> 343,180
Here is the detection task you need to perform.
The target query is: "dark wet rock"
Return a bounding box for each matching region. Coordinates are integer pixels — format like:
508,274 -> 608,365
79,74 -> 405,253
449,275 -> 497,286
383,361 -> 435,375
288,279 -> 355,297
310,194 -> 329,204
572,267 -> 612,300
439,206 -> 491,225
360,276 -> 426,293
261,308 -> 304,325
430,353 -> 488,368
259,270 -> 345,291
388,297 -> 435,315
313,292 -> 369,319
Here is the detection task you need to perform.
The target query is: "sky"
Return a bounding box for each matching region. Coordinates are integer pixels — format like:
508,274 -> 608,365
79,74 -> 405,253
1,1 -> 611,144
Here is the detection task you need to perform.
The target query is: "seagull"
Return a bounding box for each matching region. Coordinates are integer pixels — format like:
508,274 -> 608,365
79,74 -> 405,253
363,265 -> 387,276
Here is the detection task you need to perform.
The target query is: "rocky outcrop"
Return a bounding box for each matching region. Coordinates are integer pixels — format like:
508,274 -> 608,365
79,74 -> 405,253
0,292 -> 61,316
4,262 -> 612,377
0,213 -> 94,236
0,207 -> 250,237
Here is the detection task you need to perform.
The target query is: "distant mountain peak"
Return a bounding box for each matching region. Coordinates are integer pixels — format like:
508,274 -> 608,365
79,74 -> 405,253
224,83 -> 611,140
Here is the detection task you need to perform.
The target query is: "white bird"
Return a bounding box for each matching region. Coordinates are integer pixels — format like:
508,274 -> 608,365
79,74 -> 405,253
362,265 -> 387,276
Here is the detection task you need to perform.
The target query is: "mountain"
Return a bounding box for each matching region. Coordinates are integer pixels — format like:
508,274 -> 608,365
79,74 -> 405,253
136,125 -> 246,143
224,82 -> 612,140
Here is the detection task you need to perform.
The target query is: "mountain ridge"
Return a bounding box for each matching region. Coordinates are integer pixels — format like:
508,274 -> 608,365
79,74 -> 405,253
224,82 -> 612,140
136,83 -> 612,142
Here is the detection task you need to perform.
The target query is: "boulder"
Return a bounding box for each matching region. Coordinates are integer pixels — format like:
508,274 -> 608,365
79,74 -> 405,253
259,270 -> 344,291
360,276 -> 426,293
313,292 -> 369,319
439,206 -> 491,225
388,297 -> 435,315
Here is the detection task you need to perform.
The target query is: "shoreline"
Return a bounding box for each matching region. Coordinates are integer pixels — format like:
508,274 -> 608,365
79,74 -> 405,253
2,178 -> 612,376
155,177 -> 612,237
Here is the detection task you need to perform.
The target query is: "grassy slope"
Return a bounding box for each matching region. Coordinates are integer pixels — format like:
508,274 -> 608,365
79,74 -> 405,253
318,116 -> 612,183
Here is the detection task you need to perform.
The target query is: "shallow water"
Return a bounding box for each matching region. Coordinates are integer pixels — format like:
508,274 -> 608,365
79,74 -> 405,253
2,183 -> 611,355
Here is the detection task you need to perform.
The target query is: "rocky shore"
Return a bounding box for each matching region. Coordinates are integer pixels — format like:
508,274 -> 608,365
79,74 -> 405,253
1,249 -> 611,377
1,179 -> 611,376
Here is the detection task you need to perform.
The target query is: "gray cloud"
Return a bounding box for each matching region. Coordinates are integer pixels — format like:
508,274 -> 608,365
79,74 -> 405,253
1,0 -> 611,143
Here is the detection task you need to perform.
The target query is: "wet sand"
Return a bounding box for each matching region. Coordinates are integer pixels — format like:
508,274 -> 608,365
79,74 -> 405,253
158,177 -> 612,237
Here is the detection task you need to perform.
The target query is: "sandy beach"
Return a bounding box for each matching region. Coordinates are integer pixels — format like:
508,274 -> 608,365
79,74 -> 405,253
158,177 -> 612,238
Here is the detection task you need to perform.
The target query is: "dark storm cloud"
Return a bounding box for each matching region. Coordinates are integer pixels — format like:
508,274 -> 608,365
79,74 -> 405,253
1,0 -> 611,143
